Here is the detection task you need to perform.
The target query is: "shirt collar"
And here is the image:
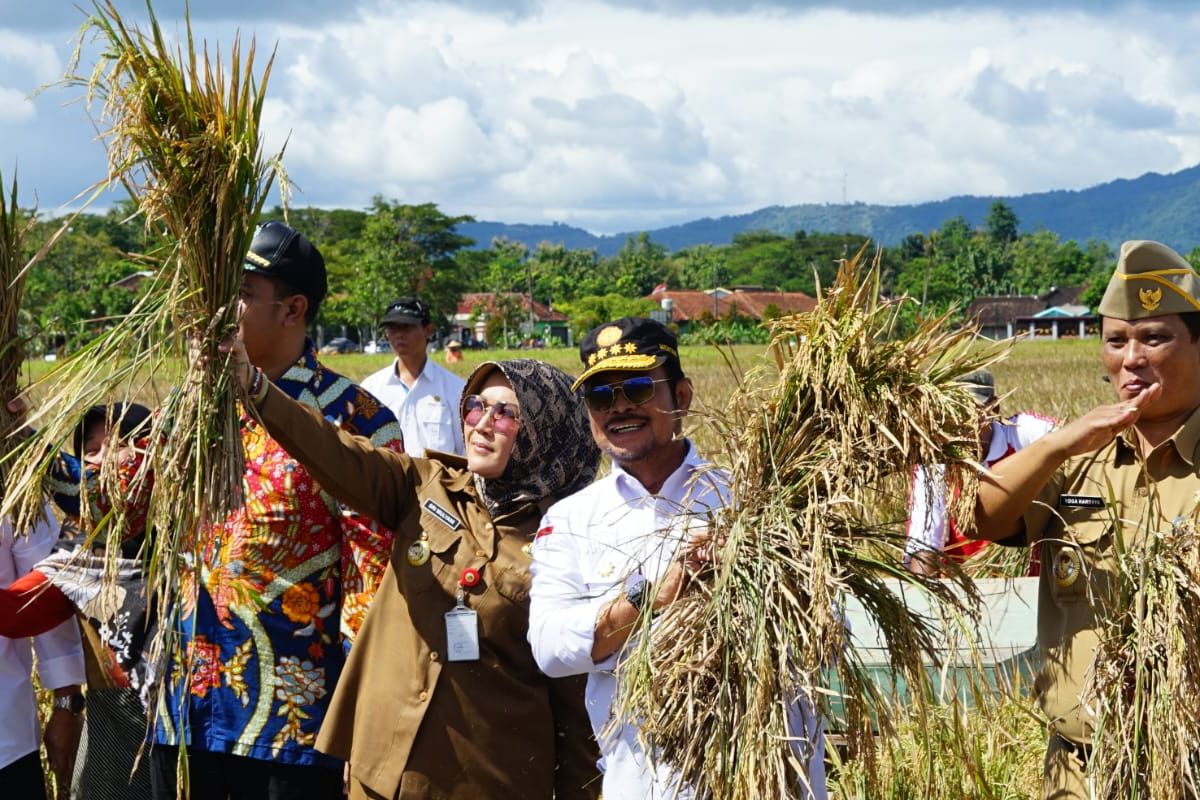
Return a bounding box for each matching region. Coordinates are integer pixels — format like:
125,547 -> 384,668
1168,404 -> 1200,467
275,340 -> 321,398
1116,403 -> 1200,467
611,439 -> 706,499
390,357 -> 430,385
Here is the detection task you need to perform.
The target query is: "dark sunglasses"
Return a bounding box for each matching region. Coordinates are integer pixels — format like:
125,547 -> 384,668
462,395 -> 521,434
582,376 -> 670,412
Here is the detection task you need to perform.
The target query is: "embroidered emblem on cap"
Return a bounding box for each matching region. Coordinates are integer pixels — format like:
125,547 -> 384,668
596,326 -> 623,347
1053,546 -> 1082,589
245,251 -> 271,268
1140,287 -> 1163,311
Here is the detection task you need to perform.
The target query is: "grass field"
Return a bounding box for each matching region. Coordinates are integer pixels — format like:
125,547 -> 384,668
23,336 -> 1108,798
18,336 -> 1107,442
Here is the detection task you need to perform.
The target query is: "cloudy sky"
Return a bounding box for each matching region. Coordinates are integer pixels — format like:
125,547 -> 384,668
1,0 -> 1198,233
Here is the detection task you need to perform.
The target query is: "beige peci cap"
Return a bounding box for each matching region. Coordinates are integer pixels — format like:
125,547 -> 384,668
1098,240 -> 1200,321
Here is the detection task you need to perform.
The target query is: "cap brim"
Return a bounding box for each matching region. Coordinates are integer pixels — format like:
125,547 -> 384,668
570,354 -> 666,392
381,313 -> 426,327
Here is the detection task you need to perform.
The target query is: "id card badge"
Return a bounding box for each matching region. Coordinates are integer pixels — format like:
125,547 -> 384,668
445,606 -> 480,662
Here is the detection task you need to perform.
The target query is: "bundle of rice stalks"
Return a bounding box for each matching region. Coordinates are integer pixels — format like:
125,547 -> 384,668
0,169 -> 37,496
613,246 -> 1006,798
1085,515 -> 1200,798
831,685 -> 1044,799
2,1 -> 280,547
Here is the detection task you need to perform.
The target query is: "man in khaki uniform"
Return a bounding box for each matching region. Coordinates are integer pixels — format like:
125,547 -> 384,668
973,240 -> 1200,798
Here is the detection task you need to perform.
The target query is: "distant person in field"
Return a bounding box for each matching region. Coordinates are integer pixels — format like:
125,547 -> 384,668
444,339 -> 464,364
904,369 -> 1056,576
360,297 -> 466,457
971,240 -> 1200,799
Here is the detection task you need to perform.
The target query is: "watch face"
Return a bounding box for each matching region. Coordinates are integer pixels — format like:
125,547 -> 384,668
57,694 -> 86,714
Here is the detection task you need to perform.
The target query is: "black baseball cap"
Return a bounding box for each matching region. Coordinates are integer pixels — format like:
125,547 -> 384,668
572,316 -> 682,392
381,297 -> 432,326
73,402 -> 153,457
243,221 -> 327,306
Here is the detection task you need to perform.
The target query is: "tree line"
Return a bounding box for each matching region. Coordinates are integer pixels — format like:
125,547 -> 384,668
17,197 -> 1163,352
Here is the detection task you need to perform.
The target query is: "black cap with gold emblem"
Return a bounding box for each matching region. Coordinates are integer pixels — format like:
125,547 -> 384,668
243,221 -> 327,307
571,316 -> 682,392
1098,240 -> 1200,321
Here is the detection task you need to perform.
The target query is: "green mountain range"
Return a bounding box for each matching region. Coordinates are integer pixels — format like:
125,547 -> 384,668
459,163 -> 1200,256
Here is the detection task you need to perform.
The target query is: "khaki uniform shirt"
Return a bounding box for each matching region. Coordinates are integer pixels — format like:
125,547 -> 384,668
258,385 -> 600,800
1021,405 -> 1200,744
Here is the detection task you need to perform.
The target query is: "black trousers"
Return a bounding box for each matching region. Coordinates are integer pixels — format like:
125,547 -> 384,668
148,746 -> 342,800
0,750 -> 48,800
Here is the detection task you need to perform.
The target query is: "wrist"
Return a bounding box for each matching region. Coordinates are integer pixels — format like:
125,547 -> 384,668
625,576 -> 651,613
248,367 -> 269,406
51,691 -> 86,716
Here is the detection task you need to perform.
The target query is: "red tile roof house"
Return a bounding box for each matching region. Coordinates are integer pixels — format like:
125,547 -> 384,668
455,292 -> 569,345
646,287 -> 817,329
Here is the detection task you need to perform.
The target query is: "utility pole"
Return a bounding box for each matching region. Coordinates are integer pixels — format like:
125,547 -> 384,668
525,254 -> 535,335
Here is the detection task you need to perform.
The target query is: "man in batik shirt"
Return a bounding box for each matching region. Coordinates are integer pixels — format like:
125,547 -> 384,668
147,222 -> 403,799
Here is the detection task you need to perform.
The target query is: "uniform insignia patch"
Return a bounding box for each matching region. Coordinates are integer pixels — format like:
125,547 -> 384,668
599,562 -> 615,578
422,498 -> 463,531
1139,287 -> 1163,311
1053,546 -> 1082,589
1059,495 -> 1105,509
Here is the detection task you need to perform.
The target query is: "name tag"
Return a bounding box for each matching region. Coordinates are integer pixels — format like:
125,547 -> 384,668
1059,495 -> 1104,509
423,498 -> 463,531
444,607 -> 479,661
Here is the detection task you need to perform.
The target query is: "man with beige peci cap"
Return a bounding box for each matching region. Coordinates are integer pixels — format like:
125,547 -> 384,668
970,240 -> 1200,798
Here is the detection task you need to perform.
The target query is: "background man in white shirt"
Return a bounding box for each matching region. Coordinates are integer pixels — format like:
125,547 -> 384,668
527,317 -> 826,800
0,504 -> 86,799
905,369 -> 1056,576
360,297 -> 466,457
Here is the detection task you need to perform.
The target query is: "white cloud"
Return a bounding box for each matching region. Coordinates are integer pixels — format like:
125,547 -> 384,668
0,86 -> 35,122
5,0 -> 1200,232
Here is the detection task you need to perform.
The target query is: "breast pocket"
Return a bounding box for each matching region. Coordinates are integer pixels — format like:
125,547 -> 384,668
399,527 -> 460,597
1046,505 -> 1111,605
417,398 -> 453,451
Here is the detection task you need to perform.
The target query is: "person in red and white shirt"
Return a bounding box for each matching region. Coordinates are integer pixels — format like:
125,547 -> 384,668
905,370 -> 1056,576
0,504 -> 86,799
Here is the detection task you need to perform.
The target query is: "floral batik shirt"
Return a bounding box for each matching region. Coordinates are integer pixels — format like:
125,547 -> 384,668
155,344 -> 403,767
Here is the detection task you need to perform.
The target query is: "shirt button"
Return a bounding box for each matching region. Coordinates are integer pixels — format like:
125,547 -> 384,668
430,651 -> 439,661
485,523 -> 494,531
475,549 -> 486,557
1135,486 -> 1148,497
419,691 -> 428,701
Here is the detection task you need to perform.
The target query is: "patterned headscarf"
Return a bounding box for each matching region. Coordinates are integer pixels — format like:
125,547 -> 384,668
463,359 -> 599,516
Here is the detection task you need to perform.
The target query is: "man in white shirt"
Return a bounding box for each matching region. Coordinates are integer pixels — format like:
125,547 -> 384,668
360,297 -> 466,457
905,370 -> 1057,575
528,317 -> 826,799
0,504 -> 87,799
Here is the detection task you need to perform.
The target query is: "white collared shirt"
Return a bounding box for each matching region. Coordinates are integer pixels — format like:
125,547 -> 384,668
361,357 -> 466,457
0,506 -> 86,769
528,442 -> 826,799
906,412 -> 1057,556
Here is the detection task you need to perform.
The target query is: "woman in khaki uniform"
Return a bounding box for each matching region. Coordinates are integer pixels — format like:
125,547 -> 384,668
227,352 -> 602,800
